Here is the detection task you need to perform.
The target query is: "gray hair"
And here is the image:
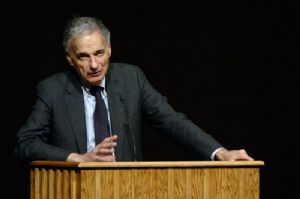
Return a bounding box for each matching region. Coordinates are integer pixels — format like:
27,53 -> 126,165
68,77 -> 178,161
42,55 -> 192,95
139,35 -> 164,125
62,16 -> 111,52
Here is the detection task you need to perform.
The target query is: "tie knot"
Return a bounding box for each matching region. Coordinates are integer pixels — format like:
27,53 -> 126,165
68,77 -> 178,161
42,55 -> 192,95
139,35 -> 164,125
89,86 -> 103,96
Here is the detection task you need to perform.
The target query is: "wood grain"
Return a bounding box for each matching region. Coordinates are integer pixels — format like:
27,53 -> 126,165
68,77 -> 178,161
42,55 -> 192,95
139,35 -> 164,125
30,161 -> 264,199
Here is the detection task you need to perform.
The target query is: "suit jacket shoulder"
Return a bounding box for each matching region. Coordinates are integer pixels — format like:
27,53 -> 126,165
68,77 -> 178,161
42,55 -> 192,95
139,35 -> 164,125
15,68 -> 86,161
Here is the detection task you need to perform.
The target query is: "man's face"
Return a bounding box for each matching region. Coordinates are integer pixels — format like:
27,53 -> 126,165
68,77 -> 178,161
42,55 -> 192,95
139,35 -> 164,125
66,31 -> 111,87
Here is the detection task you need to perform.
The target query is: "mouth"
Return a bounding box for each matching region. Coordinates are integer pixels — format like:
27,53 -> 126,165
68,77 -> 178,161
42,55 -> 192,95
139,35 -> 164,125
90,71 -> 101,77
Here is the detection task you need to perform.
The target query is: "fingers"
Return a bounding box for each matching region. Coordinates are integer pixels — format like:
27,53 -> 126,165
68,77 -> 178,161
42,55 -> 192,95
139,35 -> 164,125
218,149 -> 254,161
102,135 -> 118,143
230,149 -> 253,161
93,147 -> 115,155
96,135 -> 118,149
84,147 -> 116,162
85,135 -> 118,162
93,154 -> 116,162
83,152 -> 116,162
237,149 -> 254,161
98,141 -> 117,149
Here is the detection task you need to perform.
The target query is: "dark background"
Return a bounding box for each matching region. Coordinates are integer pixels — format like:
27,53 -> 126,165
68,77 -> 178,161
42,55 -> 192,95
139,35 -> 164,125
1,0 -> 298,198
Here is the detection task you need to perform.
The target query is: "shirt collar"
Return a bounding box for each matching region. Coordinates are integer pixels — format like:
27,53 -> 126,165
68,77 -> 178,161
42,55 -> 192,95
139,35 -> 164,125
81,77 -> 106,95
100,77 -> 106,89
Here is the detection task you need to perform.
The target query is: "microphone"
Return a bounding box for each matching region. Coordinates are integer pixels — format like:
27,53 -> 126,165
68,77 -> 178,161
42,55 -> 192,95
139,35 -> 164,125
119,96 -> 138,161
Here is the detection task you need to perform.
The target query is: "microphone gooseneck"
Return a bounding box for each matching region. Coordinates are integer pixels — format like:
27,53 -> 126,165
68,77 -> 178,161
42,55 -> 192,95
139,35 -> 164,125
120,96 -> 138,161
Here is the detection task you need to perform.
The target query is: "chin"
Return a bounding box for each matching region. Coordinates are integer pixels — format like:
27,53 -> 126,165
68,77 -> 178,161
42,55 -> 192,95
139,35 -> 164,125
90,78 -> 103,86
86,74 -> 104,86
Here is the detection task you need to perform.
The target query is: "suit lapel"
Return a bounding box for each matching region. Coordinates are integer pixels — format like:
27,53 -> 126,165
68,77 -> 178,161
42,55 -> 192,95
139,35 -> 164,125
106,65 -> 126,160
64,70 -> 87,153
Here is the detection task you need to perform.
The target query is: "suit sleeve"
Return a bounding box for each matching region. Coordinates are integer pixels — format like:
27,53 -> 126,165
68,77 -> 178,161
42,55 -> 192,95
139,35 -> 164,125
15,81 -> 72,161
135,66 -> 223,159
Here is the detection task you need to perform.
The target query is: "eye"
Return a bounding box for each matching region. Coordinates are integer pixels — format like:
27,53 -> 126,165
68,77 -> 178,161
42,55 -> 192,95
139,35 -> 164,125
95,49 -> 105,57
77,53 -> 90,60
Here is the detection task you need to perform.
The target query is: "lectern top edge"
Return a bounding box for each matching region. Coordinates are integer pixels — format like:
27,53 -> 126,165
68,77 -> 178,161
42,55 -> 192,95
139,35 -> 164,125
30,160 -> 264,169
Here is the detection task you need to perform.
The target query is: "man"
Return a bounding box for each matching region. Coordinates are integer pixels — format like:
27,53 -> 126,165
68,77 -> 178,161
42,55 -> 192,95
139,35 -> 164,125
15,16 -> 253,162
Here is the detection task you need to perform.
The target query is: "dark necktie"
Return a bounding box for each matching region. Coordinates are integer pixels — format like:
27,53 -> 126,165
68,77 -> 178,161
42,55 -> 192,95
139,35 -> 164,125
90,86 -> 110,144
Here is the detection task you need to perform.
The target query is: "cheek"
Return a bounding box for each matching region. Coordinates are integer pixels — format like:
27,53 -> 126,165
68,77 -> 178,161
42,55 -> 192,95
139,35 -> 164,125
74,64 -> 89,75
98,55 -> 110,64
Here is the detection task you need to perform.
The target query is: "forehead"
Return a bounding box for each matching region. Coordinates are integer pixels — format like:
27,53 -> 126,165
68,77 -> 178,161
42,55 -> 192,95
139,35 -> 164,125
68,31 -> 108,53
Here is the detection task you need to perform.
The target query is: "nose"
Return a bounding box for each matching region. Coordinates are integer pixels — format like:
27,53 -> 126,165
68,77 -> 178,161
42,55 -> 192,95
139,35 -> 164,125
90,56 -> 99,70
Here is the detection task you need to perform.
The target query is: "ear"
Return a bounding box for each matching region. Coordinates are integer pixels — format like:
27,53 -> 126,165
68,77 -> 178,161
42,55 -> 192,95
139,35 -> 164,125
107,44 -> 112,58
66,54 -> 74,66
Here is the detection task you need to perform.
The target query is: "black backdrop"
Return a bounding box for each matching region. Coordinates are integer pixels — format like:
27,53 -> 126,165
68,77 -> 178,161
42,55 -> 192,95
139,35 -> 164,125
1,0 -> 298,198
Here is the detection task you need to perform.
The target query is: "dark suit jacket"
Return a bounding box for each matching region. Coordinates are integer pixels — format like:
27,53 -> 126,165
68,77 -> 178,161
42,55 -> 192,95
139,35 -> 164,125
15,63 -> 223,161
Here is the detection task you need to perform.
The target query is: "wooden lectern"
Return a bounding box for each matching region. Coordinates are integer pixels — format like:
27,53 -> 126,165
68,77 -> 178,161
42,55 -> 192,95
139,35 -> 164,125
29,161 -> 264,199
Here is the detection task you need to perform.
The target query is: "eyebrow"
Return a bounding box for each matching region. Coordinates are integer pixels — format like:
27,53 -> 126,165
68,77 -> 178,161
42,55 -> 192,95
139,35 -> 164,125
76,52 -> 90,58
